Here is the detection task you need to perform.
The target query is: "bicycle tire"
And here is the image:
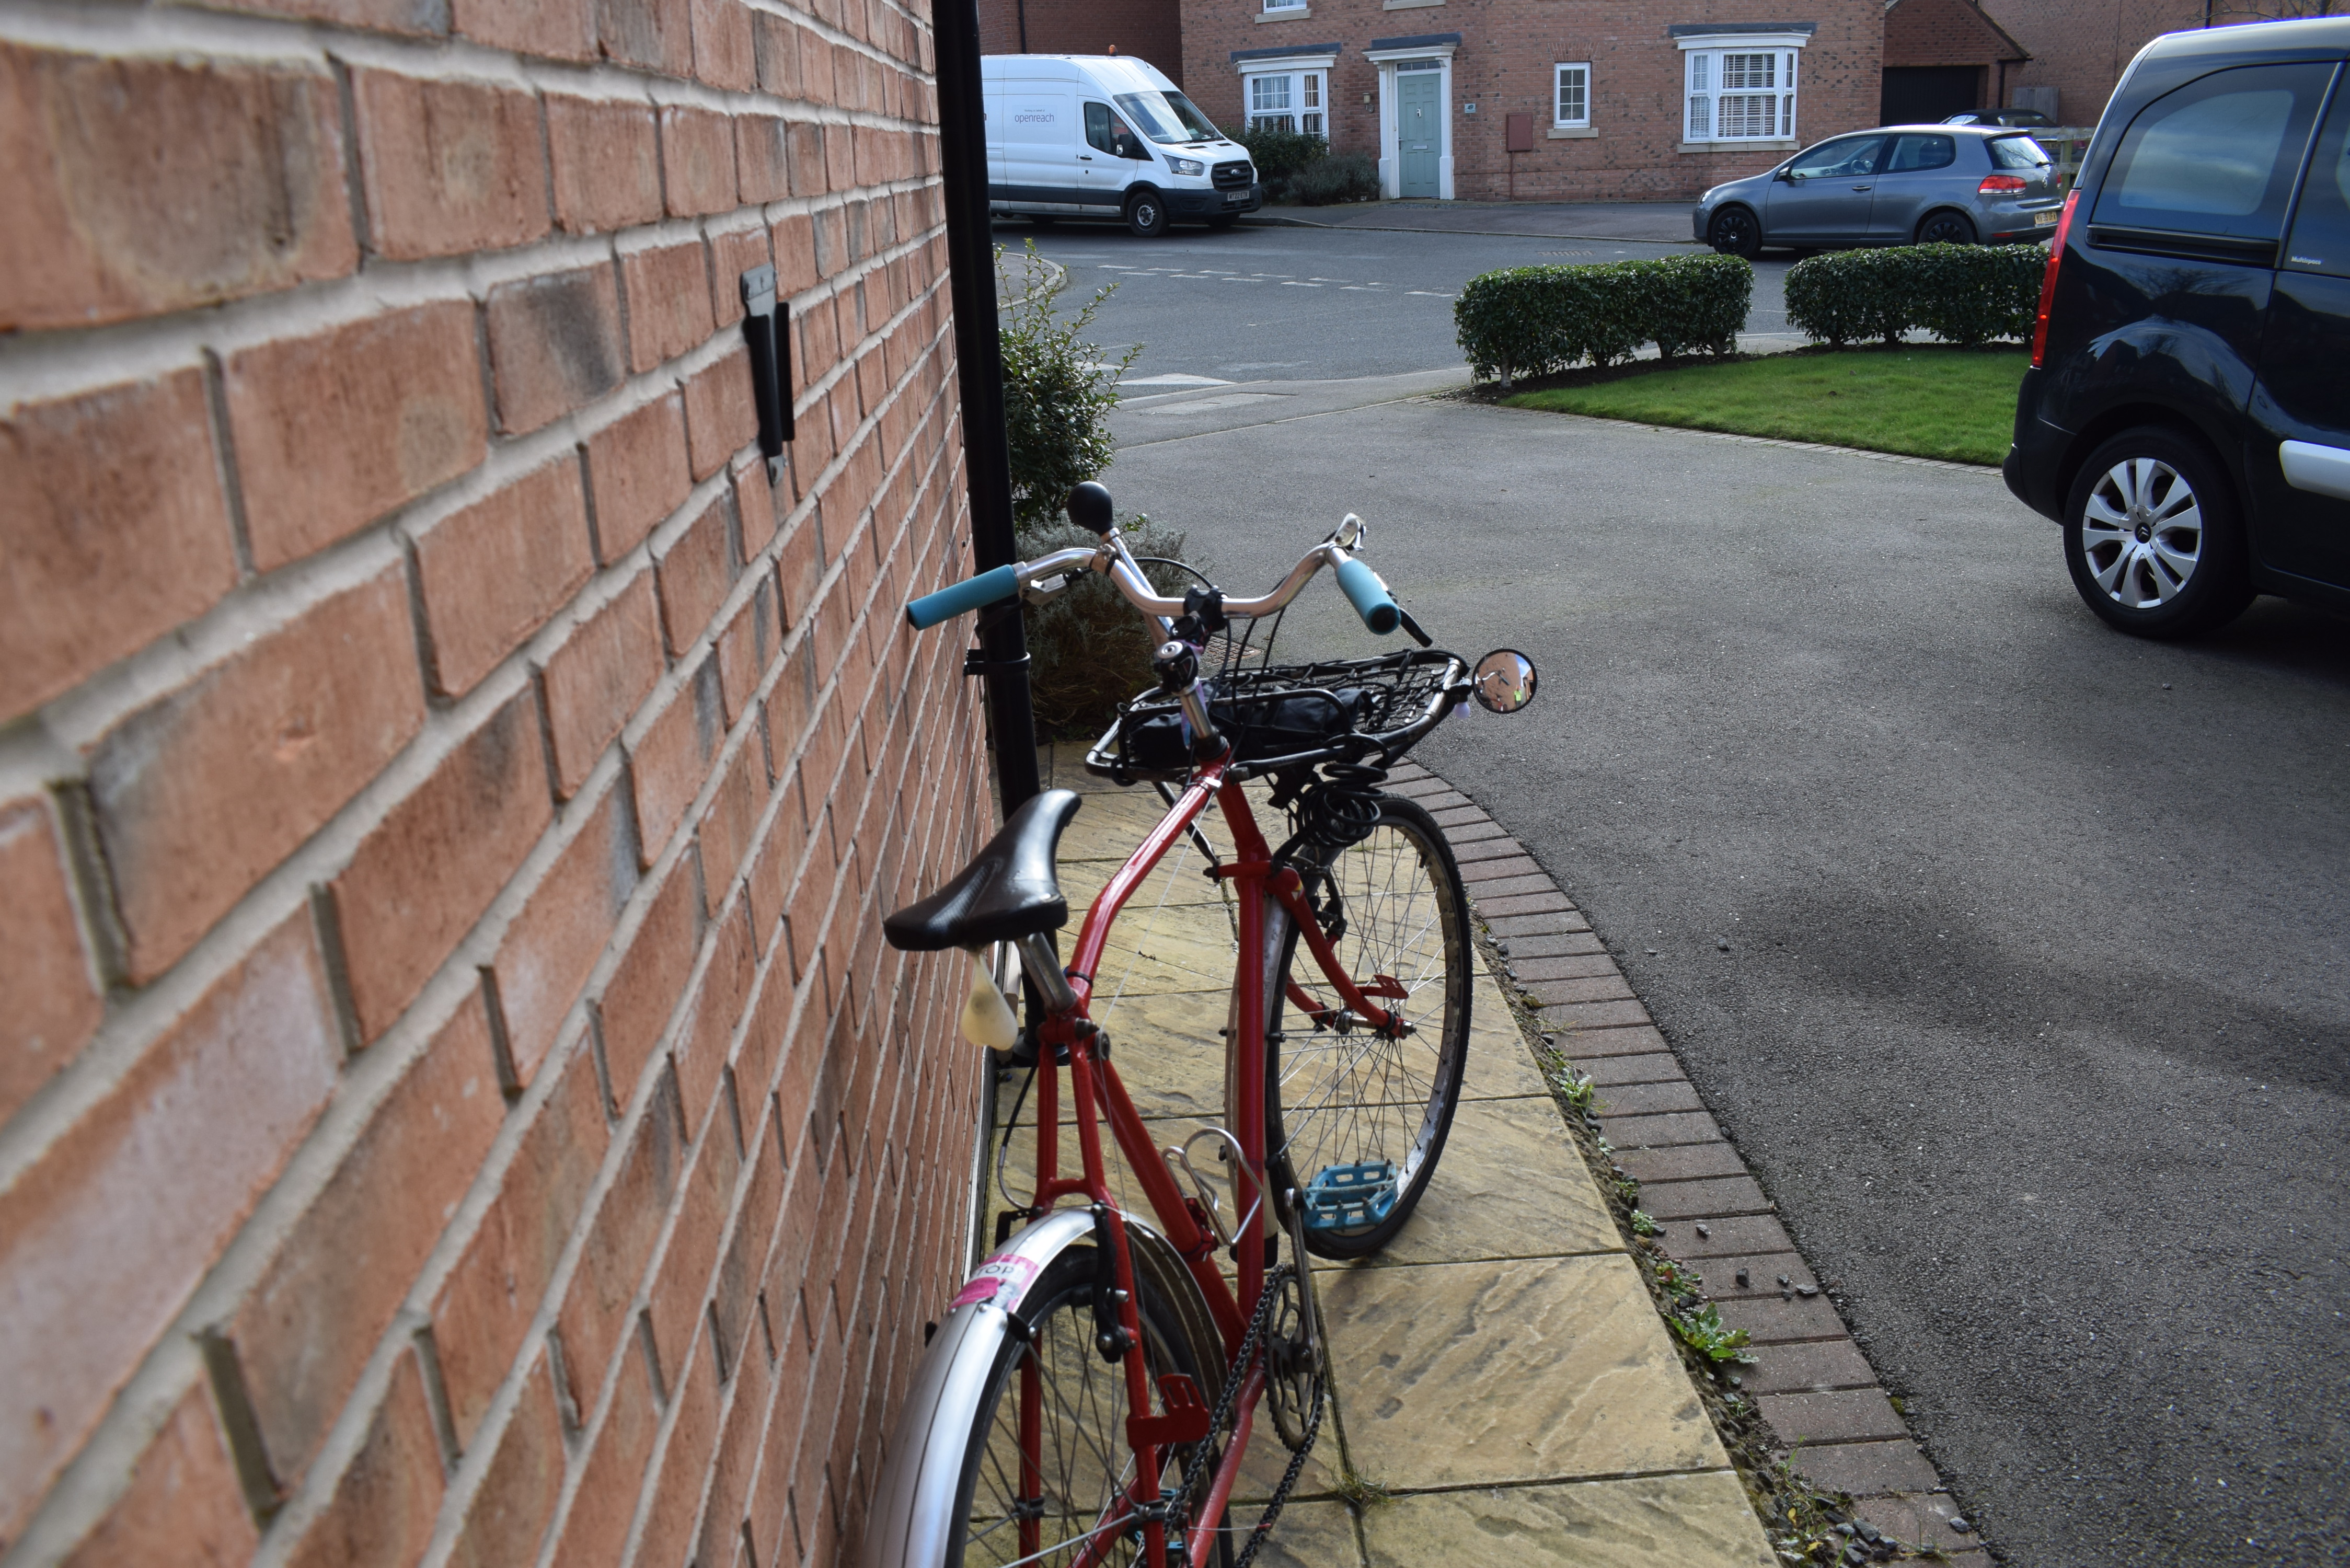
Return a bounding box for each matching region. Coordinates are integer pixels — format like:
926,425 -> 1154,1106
862,1211 -> 1231,1568
1260,794 -> 1471,1260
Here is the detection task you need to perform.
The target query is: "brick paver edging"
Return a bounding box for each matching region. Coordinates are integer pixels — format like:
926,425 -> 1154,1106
1384,757 -> 1992,1565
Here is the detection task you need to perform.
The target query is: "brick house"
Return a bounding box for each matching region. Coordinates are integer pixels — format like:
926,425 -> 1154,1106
978,0 -> 1189,84
1881,0 -> 2030,123
1,2 -> 996,1564
1182,1 -> 1885,201
1976,1 -> 2340,126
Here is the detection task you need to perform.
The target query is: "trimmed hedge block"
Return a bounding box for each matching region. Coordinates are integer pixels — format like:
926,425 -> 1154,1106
1785,243 -> 2046,348
1455,254 -> 1753,385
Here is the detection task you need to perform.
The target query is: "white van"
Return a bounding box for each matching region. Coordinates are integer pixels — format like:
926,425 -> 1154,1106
983,55 -> 1259,237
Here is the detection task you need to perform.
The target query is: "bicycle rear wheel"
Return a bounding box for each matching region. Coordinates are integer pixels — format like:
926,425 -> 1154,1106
1262,794 -> 1470,1260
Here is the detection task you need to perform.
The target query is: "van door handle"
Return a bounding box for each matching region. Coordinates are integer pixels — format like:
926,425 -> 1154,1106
1078,154 -> 1094,160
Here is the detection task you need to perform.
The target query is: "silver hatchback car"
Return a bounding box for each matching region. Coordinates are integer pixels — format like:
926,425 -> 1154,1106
1690,124 -> 2066,256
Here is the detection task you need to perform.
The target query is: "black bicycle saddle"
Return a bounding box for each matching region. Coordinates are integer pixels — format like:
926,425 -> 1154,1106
882,789 -> 1084,951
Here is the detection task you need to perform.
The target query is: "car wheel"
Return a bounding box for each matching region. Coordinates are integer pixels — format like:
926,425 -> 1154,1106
1709,205 -> 1761,259
1028,214 -> 1058,227
1125,190 -> 1169,238
1916,210 -> 1977,245
2063,428 -> 2254,638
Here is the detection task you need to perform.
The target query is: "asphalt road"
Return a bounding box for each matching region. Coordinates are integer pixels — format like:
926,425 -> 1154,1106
994,217 -> 1798,383
1101,385 -> 2350,1564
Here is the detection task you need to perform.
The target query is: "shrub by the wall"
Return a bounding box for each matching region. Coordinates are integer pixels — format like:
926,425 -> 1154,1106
1785,243 -> 2046,347
1228,123 -> 1327,200
1454,254 -> 1753,384
1014,516 -> 1201,736
999,240 -> 1135,526
1291,153 -> 1381,206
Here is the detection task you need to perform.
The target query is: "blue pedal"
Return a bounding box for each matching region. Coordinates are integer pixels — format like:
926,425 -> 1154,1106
1302,1160 -> 1399,1233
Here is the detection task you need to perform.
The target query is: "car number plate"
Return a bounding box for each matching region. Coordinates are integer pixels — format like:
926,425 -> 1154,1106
2034,208 -> 2059,226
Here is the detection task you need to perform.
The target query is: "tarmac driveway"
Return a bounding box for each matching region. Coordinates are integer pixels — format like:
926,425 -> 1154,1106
1104,390 -> 2350,1566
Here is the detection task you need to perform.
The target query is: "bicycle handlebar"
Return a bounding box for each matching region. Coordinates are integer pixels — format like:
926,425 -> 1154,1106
902,531 -> 1402,637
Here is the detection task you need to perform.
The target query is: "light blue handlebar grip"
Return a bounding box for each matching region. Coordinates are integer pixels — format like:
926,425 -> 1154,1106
906,564 -> 1020,630
1334,557 -> 1402,636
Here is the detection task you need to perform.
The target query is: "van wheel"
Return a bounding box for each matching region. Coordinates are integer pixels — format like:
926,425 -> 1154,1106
2063,428 -> 2254,638
1125,191 -> 1170,238
1916,210 -> 1977,245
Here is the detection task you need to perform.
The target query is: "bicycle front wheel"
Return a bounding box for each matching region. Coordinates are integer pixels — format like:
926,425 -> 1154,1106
1264,794 -> 1471,1260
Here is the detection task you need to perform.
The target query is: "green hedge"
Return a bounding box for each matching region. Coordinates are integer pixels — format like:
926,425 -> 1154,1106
1454,255 -> 1753,385
1784,243 -> 2047,348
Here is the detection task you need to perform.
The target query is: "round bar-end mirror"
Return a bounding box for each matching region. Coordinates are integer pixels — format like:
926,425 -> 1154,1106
1333,513 -> 1367,551
1471,649 -> 1538,713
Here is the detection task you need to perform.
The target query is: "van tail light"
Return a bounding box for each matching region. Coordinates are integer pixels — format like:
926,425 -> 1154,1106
1978,174 -> 2029,194
2031,190 -> 2079,368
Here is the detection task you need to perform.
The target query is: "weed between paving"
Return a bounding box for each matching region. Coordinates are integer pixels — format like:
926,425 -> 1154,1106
1489,345 -> 2028,468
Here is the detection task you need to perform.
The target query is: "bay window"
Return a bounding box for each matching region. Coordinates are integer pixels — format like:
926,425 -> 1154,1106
1675,28 -> 1810,146
1247,67 -> 1325,135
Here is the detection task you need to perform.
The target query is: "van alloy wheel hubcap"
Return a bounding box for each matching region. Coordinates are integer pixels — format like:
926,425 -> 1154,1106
2082,457 -> 2202,608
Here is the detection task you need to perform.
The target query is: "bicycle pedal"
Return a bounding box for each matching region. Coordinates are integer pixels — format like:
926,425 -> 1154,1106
1301,1160 -> 1399,1233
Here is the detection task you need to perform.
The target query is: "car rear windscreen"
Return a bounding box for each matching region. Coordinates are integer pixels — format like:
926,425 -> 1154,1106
2093,62 -> 2332,238
1988,135 -> 2051,169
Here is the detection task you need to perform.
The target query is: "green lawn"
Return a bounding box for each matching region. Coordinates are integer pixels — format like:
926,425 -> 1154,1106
1501,348 -> 2029,466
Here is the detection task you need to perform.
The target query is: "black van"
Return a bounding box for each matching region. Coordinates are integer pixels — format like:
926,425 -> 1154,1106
2005,17 -> 2350,637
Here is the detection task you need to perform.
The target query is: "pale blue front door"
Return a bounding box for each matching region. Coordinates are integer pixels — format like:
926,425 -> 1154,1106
1398,71 -> 1440,198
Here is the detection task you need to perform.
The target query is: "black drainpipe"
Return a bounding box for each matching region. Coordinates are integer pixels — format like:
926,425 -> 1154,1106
932,0 -> 1042,818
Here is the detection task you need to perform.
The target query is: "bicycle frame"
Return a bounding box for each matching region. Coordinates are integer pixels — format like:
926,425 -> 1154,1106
1012,757 -> 1402,1568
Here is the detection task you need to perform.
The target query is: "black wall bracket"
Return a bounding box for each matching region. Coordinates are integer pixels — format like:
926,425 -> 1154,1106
739,263 -> 792,487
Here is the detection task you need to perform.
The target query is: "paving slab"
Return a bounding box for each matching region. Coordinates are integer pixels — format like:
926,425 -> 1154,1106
1358,1472 -> 1776,1568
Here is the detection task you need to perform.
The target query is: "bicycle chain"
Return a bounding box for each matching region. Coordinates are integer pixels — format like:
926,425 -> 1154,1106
1169,1264 -> 1327,1568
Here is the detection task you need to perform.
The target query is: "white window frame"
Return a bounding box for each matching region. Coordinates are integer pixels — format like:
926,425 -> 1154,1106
1679,32 -> 1807,147
1262,0 -> 1307,12
1243,66 -> 1327,135
1553,62 -> 1590,129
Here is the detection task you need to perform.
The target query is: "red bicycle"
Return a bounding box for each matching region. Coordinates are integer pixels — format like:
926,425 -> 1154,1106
863,485 -> 1535,1567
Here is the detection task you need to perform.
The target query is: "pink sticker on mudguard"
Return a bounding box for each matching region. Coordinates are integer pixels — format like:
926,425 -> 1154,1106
949,1252 -> 1041,1310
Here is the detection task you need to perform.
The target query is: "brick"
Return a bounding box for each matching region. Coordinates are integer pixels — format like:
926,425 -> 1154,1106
282,1348 -> 445,1568
206,0 -> 445,32
221,300 -> 487,571
555,1330 -> 659,1567
1714,1292 -> 1849,1344
1451,836 -> 1531,865
1757,1387 -> 1909,1446
771,213 -> 818,298
629,656 -> 726,861
696,744 -> 767,915
227,990 -> 503,1482
414,457 -> 597,698
557,1068 -> 686,1409
1595,1110 -> 1721,1149
1483,909 -> 1592,938
661,105 -> 738,217
350,68 -> 548,259
546,94 -> 661,233
736,115 -> 791,204
673,903 -> 756,1124
1508,952 -> 1619,983
644,1133 -> 734,1384
1,367 -> 240,721
714,580 -> 777,725
621,240 -> 718,373
774,515 -> 823,629
0,797 -> 102,1125
596,854 -> 705,1111
540,568 -> 664,799
655,492 -> 741,656
1637,1175 -> 1771,1219
1479,890 -> 1576,918
1852,1492 -> 1982,1555
1689,1251 -> 1817,1298
56,1383 -> 257,1568
444,1354 -> 566,1568
1615,1140 -> 1746,1183
1789,1438 -> 1944,1498
328,689 -> 549,1042
433,1043 -> 607,1447
451,0 -> 595,60
1580,1052 -> 1685,1088
490,784 -> 638,1086
0,912 -> 337,1540
1541,998 -> 1652,1031
595,0 -> 694,75
1594,1078 -> 1702,1116
0,44 -> 354,332
486,265 -> 626,435
1660,1212 -> 1797,1259
685,344 -> 761,480
633,1338 -> 722,1568
89,567 -> 425,982
692,0 -> 756,89
1550,1022 -> 1667,1056
709,225 -> 773,330
583,394 -> 692,561
1527,973 -> 1636,1007
1740,1336 -> 1879,1396
752,9 -> 803,98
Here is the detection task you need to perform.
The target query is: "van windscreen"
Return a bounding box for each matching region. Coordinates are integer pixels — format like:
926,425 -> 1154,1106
1114,90 -> 1220,144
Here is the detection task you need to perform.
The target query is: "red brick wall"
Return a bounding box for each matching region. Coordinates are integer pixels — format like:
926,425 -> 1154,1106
980,0 -> 1188,85
1179,0 -> 1884,202
1884,0 -> 2025,69
1976,0 -> 2205,120
0,4 -> 995,1565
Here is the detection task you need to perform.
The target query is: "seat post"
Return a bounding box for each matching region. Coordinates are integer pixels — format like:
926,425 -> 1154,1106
1013,933 -> 1078,1013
